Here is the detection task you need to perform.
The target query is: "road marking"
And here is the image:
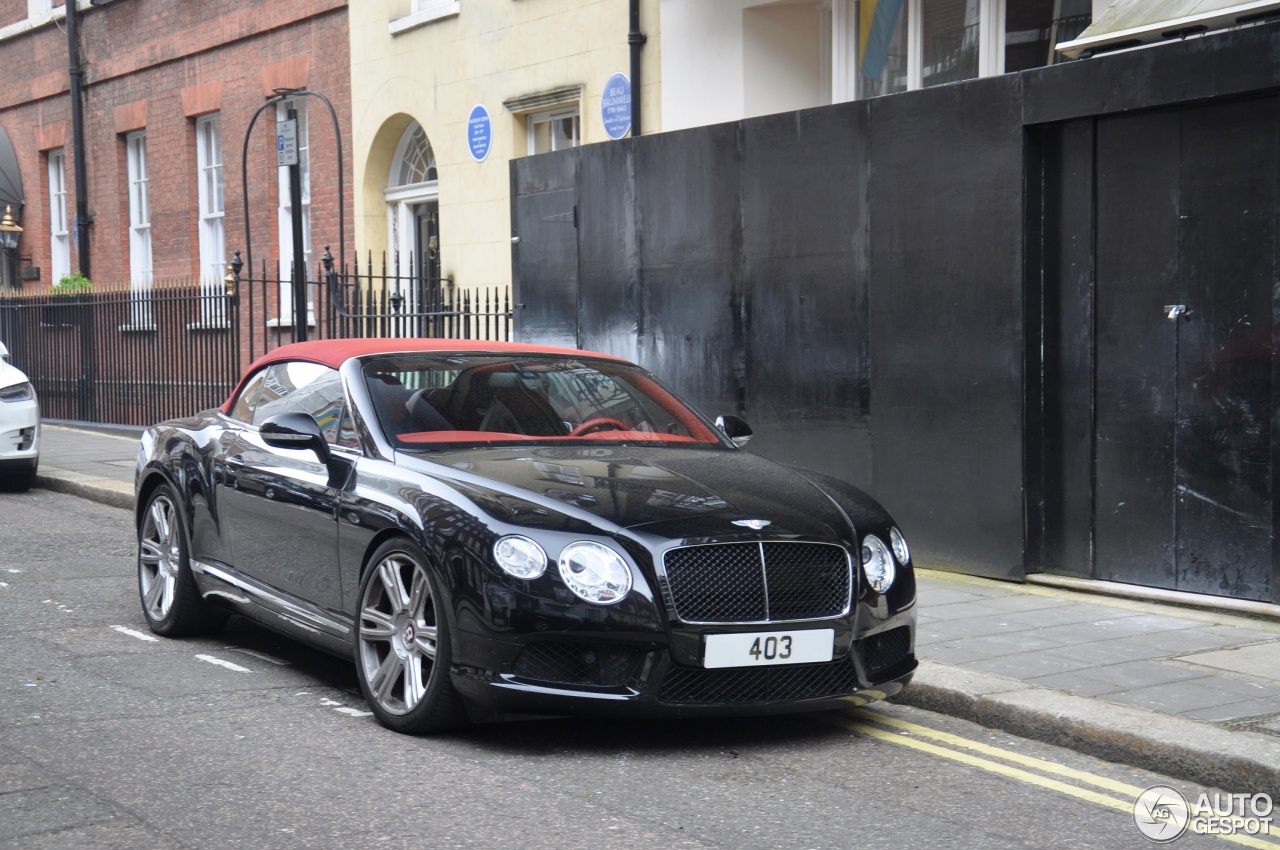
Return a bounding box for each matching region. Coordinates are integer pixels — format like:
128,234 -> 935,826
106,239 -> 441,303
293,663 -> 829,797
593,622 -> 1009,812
827,709 -> 1280,849
333,706 -> 373,717
196,654 -> 251,673
110,625 -> 159,642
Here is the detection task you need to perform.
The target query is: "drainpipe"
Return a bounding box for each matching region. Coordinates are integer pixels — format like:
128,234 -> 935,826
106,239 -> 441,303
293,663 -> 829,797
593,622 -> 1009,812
67,0 -> 91,280
628,0 -> 646,137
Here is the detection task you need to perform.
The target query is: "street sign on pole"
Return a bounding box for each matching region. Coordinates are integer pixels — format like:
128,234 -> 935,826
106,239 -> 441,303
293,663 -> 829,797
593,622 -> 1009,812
277,118 -> 299,168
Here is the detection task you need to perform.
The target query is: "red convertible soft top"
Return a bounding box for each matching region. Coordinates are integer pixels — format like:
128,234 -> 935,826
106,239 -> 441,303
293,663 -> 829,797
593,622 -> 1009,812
220,338 -> 625,414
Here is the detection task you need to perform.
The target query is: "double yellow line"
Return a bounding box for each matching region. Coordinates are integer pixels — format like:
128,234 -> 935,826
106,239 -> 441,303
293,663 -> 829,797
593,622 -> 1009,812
822,708 -> 1280,849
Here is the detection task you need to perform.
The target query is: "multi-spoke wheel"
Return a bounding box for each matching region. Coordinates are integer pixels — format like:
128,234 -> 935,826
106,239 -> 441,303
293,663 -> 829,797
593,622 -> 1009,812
137,485 -> 227,636
355,539 -> 466,733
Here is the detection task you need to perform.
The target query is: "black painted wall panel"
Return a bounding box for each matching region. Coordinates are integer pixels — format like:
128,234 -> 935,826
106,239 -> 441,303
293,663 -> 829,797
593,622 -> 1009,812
740,105 -> 873,489
866,78 -> 1027,577
1031,119 -> 1096,578
632,126 -> 744,418
1094,110 -> 1181,589
1174,96 -> 1275,601
511,152 -> 579,349
577,142 -> 641,363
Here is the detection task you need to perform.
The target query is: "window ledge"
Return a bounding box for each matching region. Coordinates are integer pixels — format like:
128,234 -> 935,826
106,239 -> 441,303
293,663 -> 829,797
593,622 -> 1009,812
389,2 -> 460,35
266,315 -> 317,329
118,323 -> 158,333
186,321 -> 230,331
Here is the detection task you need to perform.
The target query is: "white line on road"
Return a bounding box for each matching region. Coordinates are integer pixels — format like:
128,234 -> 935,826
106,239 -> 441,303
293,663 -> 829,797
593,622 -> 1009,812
110,625 -> 159,642
196,654 -> 252,673
334,707 -> 373,717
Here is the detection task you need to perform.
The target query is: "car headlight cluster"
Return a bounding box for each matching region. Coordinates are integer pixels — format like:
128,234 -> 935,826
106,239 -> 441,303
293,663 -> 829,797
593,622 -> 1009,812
0,381 -> 34,403
493,536 -> 633,605
493,535 -> 547,579
861,526 -> 909,594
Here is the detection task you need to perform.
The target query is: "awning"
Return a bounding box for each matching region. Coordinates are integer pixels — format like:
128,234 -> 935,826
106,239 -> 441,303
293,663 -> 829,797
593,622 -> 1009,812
0,127 -> 22,211
1057,0 -> 1280,58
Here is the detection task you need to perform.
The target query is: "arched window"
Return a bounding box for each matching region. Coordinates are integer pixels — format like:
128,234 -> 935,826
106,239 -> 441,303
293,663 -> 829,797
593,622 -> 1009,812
385,121 -> 440,333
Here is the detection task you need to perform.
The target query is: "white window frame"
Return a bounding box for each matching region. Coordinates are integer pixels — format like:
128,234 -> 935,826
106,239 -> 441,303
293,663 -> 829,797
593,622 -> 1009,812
385,121 -> 439,333
847,0 -> 1004,98
196,114 -> 227,327
47,149 -> 69,285
389,0 -> 461,35
274,99 -> 312,327
124,132 -> 154,328
526,106 -> 580,156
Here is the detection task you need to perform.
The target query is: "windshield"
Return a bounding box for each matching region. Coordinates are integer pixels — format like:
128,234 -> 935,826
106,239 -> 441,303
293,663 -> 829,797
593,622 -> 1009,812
362,354 -> 724,449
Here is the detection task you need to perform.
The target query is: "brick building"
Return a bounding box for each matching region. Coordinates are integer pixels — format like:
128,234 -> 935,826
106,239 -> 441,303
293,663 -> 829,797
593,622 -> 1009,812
0,0 -> 350,313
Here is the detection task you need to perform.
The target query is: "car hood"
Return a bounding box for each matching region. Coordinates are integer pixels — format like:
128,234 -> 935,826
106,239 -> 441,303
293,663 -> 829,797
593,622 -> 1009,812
400,445 -> 855,540
0,358 -> 30,390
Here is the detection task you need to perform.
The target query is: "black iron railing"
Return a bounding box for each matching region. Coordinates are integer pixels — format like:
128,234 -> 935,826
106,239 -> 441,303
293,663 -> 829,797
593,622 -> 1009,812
0,256 -> 513,426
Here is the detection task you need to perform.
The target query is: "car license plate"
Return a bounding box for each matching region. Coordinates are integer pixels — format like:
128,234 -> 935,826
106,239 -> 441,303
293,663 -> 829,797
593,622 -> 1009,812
703,629 -> 834,669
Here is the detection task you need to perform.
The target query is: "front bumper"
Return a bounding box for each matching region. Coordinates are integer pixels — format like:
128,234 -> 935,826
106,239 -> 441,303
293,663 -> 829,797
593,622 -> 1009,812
450,614 -> 917,720
0,401 -> 39,463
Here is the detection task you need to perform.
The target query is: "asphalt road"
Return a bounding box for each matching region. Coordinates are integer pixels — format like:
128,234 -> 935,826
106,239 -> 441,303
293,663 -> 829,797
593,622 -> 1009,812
2,489 -> 1276,850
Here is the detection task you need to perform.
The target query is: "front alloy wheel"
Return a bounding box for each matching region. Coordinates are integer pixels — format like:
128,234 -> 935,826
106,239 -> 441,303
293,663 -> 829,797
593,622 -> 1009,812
137,485 -> 227,636
355,539 -> 466,733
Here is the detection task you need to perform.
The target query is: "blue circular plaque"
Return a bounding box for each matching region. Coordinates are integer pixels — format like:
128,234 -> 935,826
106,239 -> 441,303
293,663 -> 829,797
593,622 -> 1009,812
602,73 -> 631,140
468,104 -> 492,162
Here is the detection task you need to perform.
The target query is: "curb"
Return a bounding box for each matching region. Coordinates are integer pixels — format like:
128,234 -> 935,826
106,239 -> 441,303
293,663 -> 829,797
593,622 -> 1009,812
34,468 -> 133,511
895,659 -> 1280,800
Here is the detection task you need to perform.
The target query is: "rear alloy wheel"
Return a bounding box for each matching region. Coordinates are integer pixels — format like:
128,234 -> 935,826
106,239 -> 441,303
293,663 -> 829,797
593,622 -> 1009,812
137,485 -> 227,636
356,539 -> 466,733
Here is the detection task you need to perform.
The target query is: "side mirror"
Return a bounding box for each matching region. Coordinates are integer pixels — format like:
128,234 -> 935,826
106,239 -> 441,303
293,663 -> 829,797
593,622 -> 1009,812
261,412 -> 332,464
715,414 -> 753,447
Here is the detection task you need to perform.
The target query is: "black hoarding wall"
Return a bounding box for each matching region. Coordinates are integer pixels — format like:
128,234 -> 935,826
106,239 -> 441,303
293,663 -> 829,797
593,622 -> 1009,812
512,87 -> 1028,581
511,21 -> 1280,601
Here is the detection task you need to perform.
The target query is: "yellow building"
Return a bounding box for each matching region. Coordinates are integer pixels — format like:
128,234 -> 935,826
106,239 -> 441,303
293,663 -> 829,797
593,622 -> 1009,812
348,0 -> 660,313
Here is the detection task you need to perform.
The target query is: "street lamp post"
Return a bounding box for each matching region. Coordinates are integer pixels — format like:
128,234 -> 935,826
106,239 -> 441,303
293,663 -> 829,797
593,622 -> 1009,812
239,88 -> 345,352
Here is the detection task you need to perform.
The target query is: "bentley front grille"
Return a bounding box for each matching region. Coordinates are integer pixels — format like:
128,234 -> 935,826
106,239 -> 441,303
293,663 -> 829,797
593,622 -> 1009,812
661,542 -> 852,624
658,657 -> 860,704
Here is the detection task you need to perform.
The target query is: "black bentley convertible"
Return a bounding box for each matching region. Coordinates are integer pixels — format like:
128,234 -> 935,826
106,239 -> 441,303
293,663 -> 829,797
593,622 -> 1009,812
135,338 -> 916,733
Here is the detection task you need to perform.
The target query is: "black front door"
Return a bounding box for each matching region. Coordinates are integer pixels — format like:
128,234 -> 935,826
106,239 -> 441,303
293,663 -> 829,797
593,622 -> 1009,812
1093,97 -> 1276,602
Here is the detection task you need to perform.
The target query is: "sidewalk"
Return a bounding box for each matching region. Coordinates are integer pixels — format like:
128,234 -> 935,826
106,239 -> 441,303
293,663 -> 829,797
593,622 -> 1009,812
33,422 -> 1280,798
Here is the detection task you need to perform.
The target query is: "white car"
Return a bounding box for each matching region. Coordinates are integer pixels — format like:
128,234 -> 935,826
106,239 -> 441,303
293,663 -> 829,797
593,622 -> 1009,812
0,340 -> 39,491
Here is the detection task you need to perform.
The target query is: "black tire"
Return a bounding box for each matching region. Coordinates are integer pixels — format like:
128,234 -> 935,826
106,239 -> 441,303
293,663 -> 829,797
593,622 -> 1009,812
137,485 -> 228,636
355,538 -> 468,734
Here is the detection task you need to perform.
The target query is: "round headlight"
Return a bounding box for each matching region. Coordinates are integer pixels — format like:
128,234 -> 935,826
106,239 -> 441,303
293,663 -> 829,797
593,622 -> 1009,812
861,534 -> 896,594
889,526 -> 910,565
557,541 -> 632,605
493,535 -> 547,579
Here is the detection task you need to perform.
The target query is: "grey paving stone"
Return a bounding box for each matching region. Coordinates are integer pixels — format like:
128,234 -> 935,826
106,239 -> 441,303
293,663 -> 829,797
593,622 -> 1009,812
1073,614 -> 1206,639
1104,680 -> 1256,715
962,651 -> 1105,680
1175,641 -> 1280,681
1042,640 -> 1169,666
983,604 -> 1143,629
914,599 -> 1022,621
1025,660 -> 1210,697
969,594 -> 1077,613
1181,700 -> 1280,723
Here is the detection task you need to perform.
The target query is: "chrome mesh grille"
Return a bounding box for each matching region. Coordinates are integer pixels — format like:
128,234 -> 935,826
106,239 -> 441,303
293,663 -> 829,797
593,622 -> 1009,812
662,542 -> 851,624
658,658 -> 860,704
